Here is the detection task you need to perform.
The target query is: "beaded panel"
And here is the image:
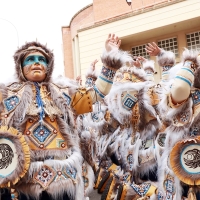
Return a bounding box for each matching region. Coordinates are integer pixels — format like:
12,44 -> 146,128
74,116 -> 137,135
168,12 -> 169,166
122,93 -> 137,110
99,66 -> 116,84
25,120 -> 58,149
130,183 -> 151,196
163,174 -> 175,200
192,90 -> 200,106
3,96 -> 19,112
127,153 -> 134,171
85,77 -> 95,87
63,92 -> 71,106
34,165 -> 56,189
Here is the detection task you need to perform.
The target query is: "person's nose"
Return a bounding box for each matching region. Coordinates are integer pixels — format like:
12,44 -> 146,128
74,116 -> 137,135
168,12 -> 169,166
34,58 -> 40,65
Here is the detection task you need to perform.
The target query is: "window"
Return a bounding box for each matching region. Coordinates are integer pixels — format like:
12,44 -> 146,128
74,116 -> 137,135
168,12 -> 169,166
157,37 -> 178,57
186,31 -> 200,51
132,44 -> 150,59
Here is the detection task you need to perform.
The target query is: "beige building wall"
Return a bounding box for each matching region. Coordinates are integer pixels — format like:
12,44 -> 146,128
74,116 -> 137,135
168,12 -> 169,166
79,0 -> 200,83
62,4 -> 94,79
62,0 -> 200,83
62,27 -> 74,79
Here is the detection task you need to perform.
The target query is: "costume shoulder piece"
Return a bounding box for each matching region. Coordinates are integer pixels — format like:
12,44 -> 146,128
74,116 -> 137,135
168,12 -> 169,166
49,82 -> 71,107
7,82 -> 26,92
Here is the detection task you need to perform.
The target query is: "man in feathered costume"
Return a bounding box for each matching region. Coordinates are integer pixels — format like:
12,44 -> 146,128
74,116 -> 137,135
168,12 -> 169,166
0,33 -> 129,200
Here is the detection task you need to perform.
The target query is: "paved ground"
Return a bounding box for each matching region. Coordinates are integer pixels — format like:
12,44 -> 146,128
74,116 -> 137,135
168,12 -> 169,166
88,189 -> 101,200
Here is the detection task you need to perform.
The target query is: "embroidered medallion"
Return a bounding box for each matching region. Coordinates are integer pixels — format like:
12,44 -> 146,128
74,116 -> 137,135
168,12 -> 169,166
0,126 -> 30,187
34,165 -> 55,189
0,138 -> 18,179
3,96 -> 19,112
0,143 -> 14,170
130,183 -> 151,196
181,145 -> 200,173
63,92 -> 71,106
170,136 -> 200,185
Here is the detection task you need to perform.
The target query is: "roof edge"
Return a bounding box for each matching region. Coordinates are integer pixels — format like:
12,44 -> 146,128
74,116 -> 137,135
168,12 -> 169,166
69,3 -> 93,27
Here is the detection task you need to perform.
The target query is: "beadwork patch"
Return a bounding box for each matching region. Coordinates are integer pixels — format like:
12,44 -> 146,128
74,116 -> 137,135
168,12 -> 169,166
163,174 -> 175,200
56,138 -> 66,148
85,77 -> 94,87
63,166 -> 77,183
83,176 -> 89,188
54,170 -> 68,182
130,183 -> 151,196
3,96 -> 19,112
27,121 -> 57,148
8,82 -> 24,91
122,93 -> 137,110
157,191 -> 164,200
127,154 -> 134,171
63,92 -> 71,106
34,165 -> 56,189
192,90 -> 200,105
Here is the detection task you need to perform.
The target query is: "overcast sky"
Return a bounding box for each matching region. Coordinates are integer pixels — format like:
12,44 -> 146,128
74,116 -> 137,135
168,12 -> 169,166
0,0 -> 92,82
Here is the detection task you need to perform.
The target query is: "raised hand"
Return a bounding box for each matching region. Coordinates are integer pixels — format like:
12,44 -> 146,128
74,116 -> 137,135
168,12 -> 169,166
146,42 -> 161,56
105,33 -> 121,52
90,59 -> 98,71
76,75 -> 82,86
132,56 -> 147,68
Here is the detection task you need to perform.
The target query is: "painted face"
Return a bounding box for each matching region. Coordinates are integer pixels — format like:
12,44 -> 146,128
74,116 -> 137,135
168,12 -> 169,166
22,52 -> 48,82
22,54 -> 48,67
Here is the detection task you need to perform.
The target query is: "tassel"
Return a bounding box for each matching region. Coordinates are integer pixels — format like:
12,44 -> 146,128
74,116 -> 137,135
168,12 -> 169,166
188,187 -> 197,200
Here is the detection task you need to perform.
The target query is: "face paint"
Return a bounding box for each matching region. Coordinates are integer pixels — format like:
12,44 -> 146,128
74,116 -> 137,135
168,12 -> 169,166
22,55 -> 48,67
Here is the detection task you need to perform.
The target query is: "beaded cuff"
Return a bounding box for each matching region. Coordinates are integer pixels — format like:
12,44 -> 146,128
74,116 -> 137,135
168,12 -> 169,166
99,66 -> 116,84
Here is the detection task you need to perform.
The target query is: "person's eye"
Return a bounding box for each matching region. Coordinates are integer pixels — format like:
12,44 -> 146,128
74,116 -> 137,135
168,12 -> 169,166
27,58 -> 34,62
39,58 -> 46,62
